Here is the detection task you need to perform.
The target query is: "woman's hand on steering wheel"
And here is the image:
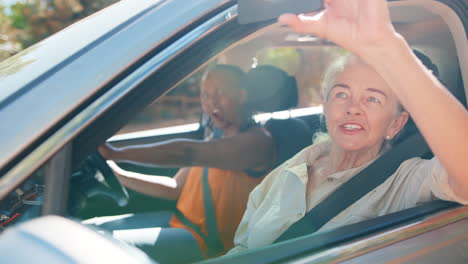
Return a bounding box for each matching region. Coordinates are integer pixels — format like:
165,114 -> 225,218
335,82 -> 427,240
87,152 -> 129,207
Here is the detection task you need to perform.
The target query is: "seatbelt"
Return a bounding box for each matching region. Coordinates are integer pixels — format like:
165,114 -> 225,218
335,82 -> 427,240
275,132 -> 430,242
174,127 -> 224,257
202,127 -> 224,255
174,168 -> 225,257
201,167 -> 225,256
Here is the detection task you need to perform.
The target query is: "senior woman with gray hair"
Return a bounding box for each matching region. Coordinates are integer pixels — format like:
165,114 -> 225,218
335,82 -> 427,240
227,0 -> 468,254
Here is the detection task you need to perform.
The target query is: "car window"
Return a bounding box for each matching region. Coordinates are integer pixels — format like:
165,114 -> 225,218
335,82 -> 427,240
229,46 -> 345,109
2,1 -> 465,263
115,45 -> 345,138
117,70 -> 205,135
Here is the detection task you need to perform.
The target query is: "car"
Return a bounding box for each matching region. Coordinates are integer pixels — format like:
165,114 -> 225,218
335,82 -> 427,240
0,0 -> 467,263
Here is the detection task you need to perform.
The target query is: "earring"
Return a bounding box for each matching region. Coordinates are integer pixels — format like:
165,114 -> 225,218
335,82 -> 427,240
386,135 -> 391,140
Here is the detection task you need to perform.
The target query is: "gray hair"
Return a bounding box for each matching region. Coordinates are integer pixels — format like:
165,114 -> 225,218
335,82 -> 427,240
318,54 -> 404,152
316,50 -> 438,153
321,53 -> 352,102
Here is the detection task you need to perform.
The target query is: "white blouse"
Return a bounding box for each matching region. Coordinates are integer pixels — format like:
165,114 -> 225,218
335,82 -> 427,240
227,141 -> 468,254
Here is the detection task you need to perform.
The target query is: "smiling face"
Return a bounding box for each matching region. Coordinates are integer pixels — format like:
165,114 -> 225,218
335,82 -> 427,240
200,67 -> 246,131
323,56 -> 408,154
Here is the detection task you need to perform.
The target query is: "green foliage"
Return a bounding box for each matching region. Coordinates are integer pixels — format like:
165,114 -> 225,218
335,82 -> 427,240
10,3 -> 29,30
256,47 -> 301,75
1,0 -> 120,62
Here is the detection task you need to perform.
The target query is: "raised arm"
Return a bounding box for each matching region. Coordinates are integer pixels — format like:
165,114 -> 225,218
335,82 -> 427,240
367,39 -> 468,201
279,0 -> 468,199
100,126 -> 275,173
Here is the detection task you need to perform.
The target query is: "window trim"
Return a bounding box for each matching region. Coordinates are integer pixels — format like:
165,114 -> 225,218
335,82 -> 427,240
202,201 -> 462,264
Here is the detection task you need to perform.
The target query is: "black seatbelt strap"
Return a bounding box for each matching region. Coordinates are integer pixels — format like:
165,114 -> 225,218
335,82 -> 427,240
174,169 -> 224,257
175,127 -> 224,256
201,167 -> 225,256
275,133 -> 430,242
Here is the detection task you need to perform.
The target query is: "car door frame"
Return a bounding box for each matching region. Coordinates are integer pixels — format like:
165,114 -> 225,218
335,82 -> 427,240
7,0 -> 468,262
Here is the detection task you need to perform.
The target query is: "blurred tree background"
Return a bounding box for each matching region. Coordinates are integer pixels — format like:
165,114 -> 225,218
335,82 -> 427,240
0,0 -> 119,62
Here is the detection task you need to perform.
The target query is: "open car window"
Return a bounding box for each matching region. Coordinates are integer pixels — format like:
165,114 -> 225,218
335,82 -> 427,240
0,0 -> 467,263
117,70 -> 205,135
76,0 -> 467,259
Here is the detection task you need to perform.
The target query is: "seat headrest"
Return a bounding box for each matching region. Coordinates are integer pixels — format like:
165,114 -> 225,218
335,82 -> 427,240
245,65 -> 299,112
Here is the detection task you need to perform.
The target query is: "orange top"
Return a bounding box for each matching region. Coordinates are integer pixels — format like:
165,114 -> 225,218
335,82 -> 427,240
169,167 -> 263,256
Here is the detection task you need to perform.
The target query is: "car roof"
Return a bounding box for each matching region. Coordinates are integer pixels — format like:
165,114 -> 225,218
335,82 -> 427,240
0,0 -> 230,172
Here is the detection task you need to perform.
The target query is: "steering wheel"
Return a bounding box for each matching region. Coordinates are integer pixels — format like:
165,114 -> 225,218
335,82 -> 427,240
85,152 -> 130,207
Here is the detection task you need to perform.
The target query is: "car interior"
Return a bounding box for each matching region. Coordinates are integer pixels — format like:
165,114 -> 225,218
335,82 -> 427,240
0,0 -> 466,263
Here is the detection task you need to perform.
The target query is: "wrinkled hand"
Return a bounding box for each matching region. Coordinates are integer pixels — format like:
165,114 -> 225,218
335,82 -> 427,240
279,0 -> 400,60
